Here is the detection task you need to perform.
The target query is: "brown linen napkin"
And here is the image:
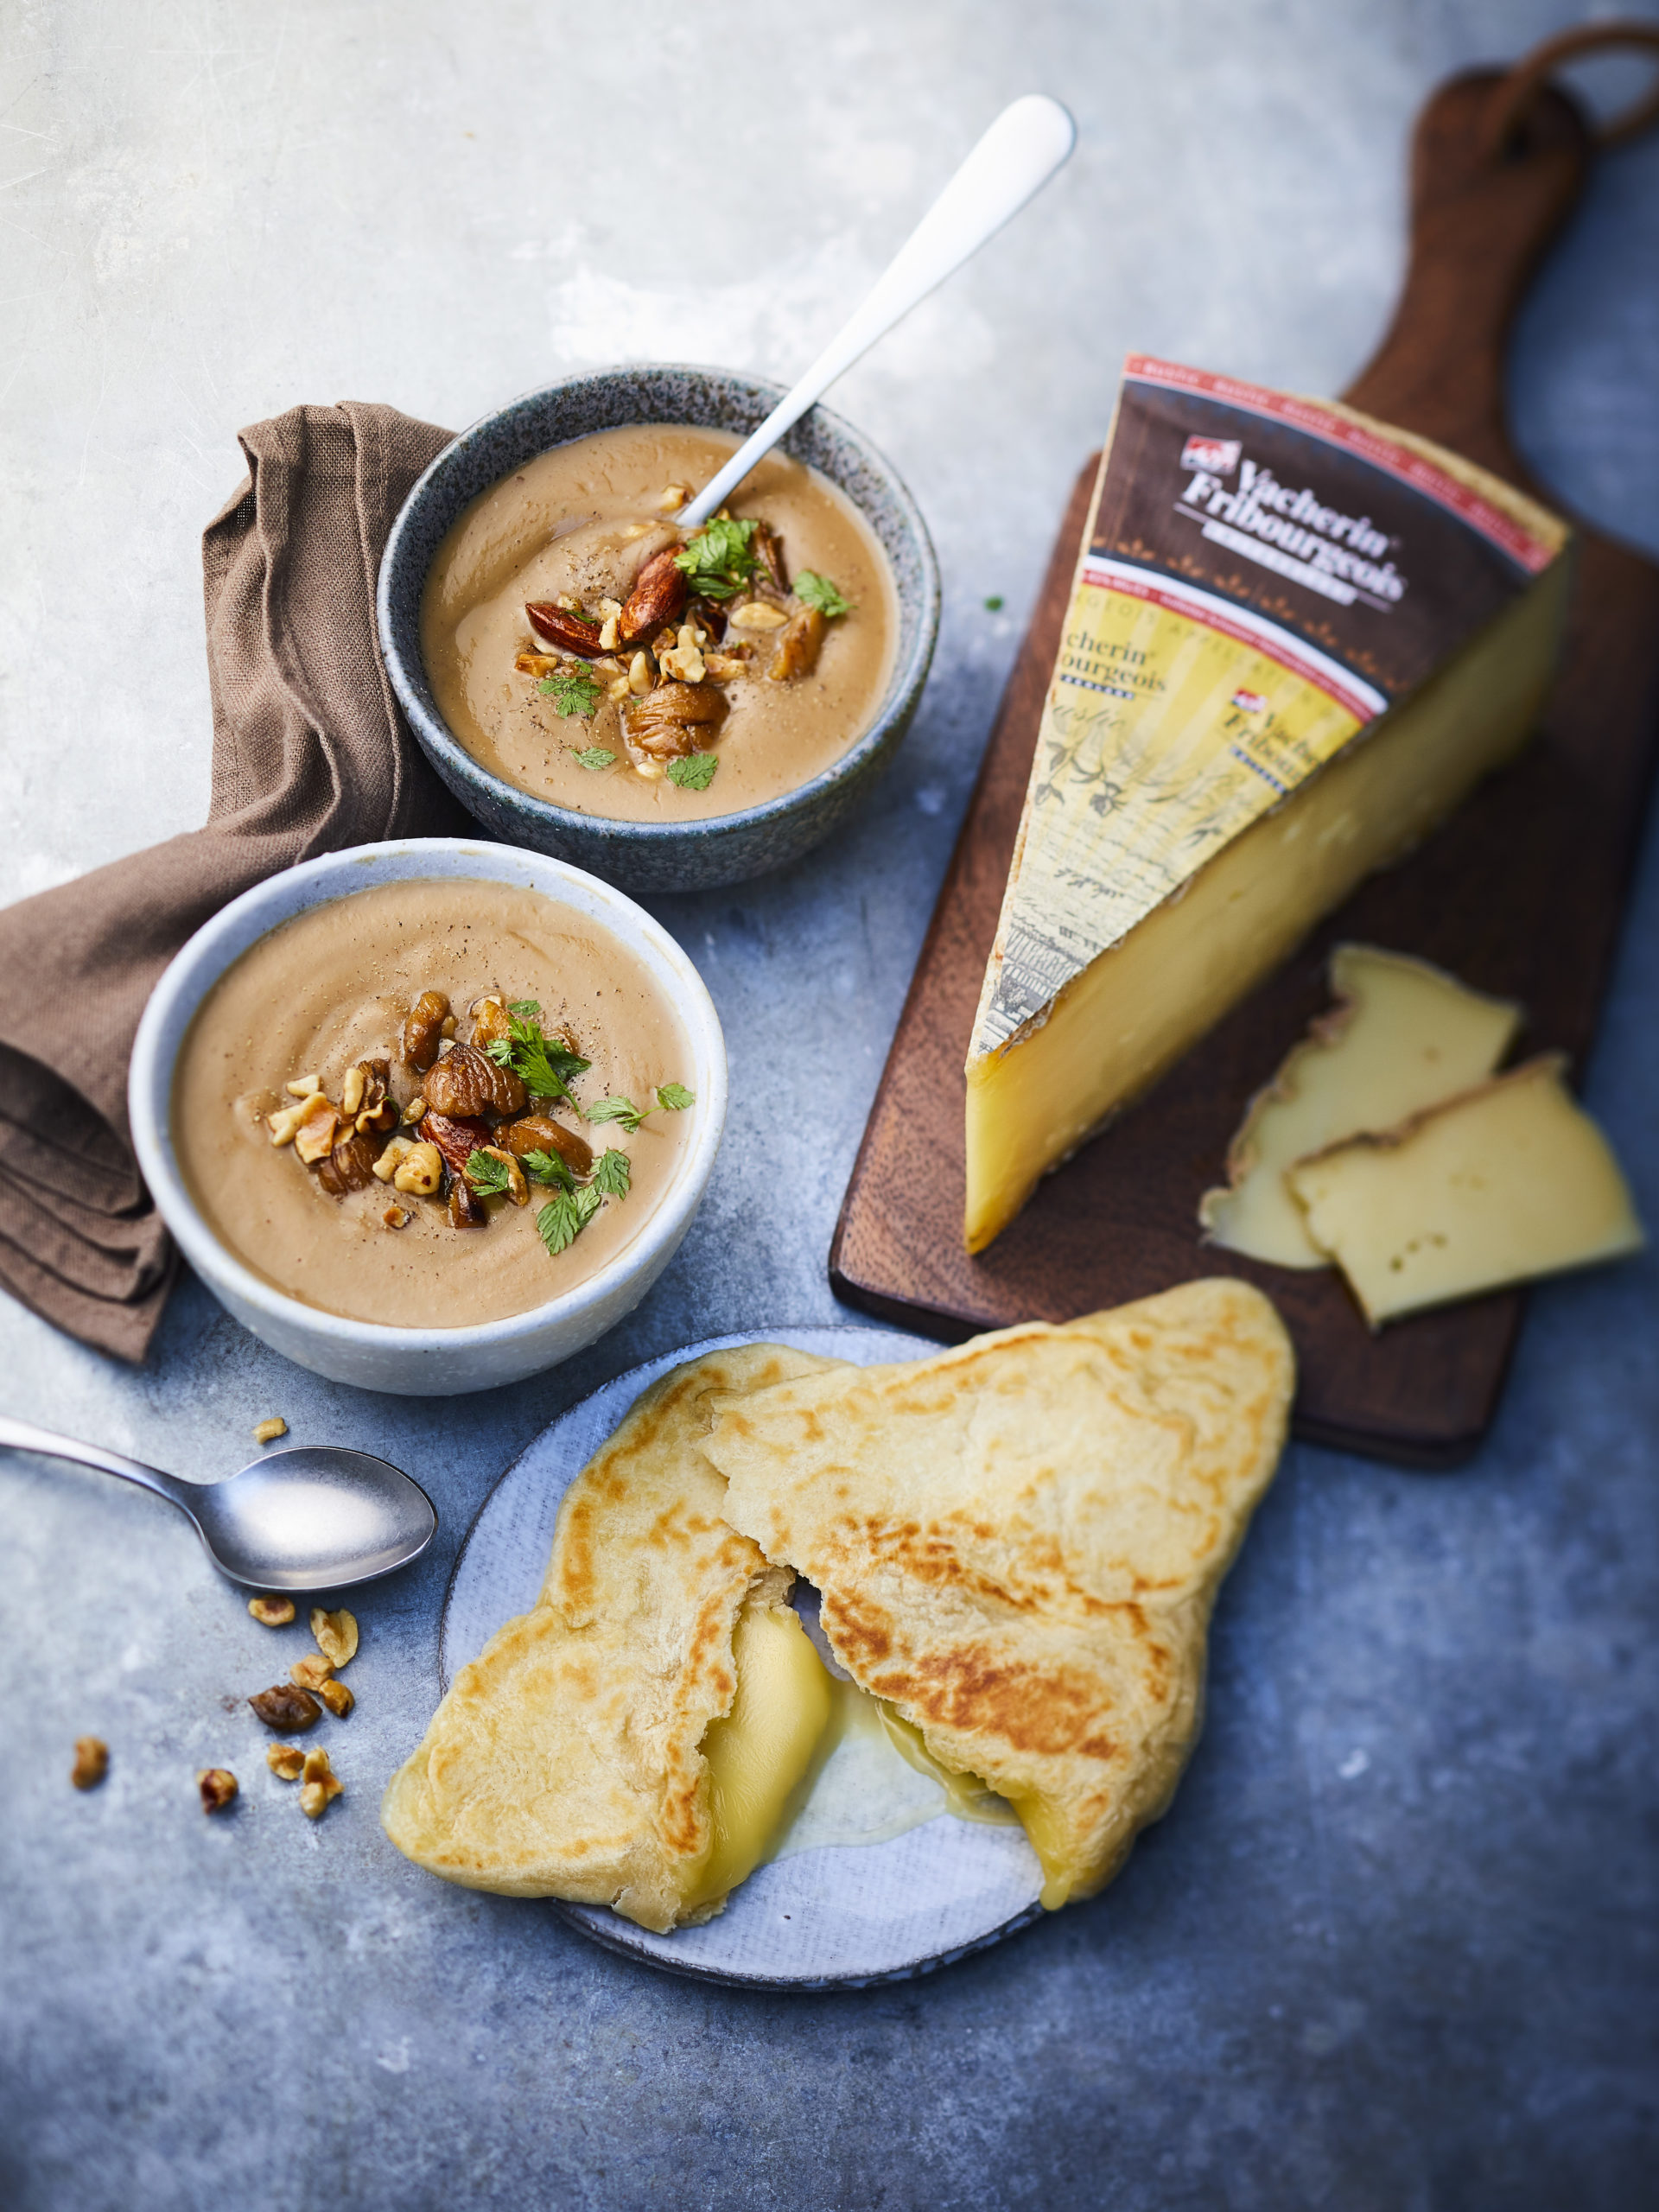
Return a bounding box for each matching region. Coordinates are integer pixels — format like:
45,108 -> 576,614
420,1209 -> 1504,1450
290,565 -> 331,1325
0,400 -> 468,1362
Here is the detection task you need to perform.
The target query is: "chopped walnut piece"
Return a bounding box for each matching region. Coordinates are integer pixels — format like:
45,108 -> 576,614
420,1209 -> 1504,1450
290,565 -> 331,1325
248,1592 -> 295,1625
658,483 -> 690,512
292,1095 -> 342,1165
515,650 -> 562,678
628,652 -> 652,696
285,1073 -> 322,1098
383,1204 -> 410,1230
71,1737 -> 108,1790
299,1748 -> 343,1820
392,1141 -> 443,1197
401,991 -> 450,1071
197,1768 -> 238,1815
267,1743 -> 304,1781
769,604 -> 825,682
289,1651 -> 334,1693
266,1097 -> 315,1147
311,1608 -> 359,1669
704,652 -> 750,681
319,1679 -> 354,1719
403,1095 -> 427,1125
252,1418 -> 288,1445
340,1065 -> 367,1118
728,599 -> 789,632
372,1137 -> 410,1184
249,1684 -> 321,1732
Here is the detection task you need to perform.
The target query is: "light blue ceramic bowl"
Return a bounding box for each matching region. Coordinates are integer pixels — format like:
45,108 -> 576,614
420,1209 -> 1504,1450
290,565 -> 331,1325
377,365 -> 939,893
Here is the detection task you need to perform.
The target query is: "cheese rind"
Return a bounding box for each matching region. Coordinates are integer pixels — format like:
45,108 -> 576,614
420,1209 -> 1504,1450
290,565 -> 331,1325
1198,945 -> 1521,1268
1286,1055 -> 1644,1325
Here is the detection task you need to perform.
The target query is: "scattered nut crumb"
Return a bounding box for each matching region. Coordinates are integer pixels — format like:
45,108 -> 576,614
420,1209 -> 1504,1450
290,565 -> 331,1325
71,1737 -> 108,1790
311,1608 -> 359,1669
252,1417 -> 288,1445
299,1748 -> 343,1820
248,1593 -> 296,1626
383,1204 -> 410,1230
289,1651 -> 334,1693
249,1684 -> 322,1732
267,1744 -> 305,1781
319,1679 -> 354,1718
198,1767 -> 238,1814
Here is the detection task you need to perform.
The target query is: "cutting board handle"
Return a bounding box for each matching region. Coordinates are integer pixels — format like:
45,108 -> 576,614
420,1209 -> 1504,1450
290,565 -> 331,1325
1341,68 -> 1589,484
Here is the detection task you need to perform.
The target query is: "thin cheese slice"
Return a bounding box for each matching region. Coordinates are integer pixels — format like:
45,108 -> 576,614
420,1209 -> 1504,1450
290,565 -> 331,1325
1199,944 -> 1520,1267
1286,1055 -> 1643,1325
963,358 -> 1571,1254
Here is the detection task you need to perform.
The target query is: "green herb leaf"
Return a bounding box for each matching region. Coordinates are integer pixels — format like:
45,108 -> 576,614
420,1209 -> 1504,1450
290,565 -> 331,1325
654,1083 -> 695,1112
507,1000 -> 542,1019
666,752 -> 718,791
584,1095 -> 645,1132
570,747 -> 615,772
591,1147 -> 632,1198
794,570 -> 853,618
462,1149 -> 514,1198
982,594 -> 1004,612
672,516 -> 759,601
485,1008 -> 591,1104
538,665 -> 603,719
521,1147 -> 575,1191
536,1191 -> 584,1256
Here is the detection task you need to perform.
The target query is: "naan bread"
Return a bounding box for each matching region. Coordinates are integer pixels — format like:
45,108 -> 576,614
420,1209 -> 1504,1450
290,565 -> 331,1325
380,1342 -> 845,1932
701,1281 -> 1294,1908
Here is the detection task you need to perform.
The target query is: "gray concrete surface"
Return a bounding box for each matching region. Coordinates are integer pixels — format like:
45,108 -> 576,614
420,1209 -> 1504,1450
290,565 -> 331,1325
3,3 -> 1657,2206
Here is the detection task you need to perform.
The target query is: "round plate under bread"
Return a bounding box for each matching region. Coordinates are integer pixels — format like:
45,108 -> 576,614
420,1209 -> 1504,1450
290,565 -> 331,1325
441,1325 -> 1046,1988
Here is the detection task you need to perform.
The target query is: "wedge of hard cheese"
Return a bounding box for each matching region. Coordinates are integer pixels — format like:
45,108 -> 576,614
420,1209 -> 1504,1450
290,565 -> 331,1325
1286,1055 -> 1644,1326
964,358 -> 1573,1253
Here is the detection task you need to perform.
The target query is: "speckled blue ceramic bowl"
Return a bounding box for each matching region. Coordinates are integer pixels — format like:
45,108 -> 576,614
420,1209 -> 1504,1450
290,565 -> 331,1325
378,366 -> 938,893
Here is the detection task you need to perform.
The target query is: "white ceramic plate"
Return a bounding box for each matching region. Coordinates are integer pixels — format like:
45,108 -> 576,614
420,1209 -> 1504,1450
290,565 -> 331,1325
441,1325 -> 1047,1988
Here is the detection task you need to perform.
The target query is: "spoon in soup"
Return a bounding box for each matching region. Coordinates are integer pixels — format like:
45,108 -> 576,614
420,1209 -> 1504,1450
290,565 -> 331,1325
0,1416 -> 437,1592
677,92 -> 1076,532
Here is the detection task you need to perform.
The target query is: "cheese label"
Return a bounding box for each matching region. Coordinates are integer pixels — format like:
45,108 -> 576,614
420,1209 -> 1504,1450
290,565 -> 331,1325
974,359 -> 1565,1057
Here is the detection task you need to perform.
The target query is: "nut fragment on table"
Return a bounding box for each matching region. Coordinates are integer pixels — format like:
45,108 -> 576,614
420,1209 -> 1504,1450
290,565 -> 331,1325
71,1737 -> 108,1790
267,1743 -> 304,1781
311,1608 -> 359,1669
252,1418 -> 288,1446
248,1592 -> 296,1625
299,1749 -> 343,1820
249,1684 -> 321,1732
319,1679 -> 355,1719
197,1767 -> 238,1815
289,1651 -> 335,1693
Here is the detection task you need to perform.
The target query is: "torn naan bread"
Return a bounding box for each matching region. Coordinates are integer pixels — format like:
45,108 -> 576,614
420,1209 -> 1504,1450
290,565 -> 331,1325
700,1280 -> 1294,1909
380,1342 -> 844,1932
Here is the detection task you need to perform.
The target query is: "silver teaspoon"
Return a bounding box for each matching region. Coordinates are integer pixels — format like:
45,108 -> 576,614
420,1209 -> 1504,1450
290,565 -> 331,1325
0,1417 -> 436,1591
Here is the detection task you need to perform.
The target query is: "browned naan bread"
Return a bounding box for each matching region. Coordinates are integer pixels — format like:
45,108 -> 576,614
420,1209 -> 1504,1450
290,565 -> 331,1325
380,1342 -> 844,1931
700,1281 -> 1294,1907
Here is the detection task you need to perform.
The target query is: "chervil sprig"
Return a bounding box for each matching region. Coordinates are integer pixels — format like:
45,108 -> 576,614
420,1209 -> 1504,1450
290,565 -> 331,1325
584,1083 -> 696,1134
484,1007 -> 591,1106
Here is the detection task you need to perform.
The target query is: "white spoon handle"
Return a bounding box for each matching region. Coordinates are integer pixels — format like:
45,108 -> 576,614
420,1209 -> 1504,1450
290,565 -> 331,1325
677,92 -> 1076,531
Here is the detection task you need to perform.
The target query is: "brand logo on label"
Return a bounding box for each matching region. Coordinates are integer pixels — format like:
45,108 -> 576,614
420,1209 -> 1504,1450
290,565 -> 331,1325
1231,690 -> 1268,712
1181,435 -> 1240,474
1177,448 -> 1406,607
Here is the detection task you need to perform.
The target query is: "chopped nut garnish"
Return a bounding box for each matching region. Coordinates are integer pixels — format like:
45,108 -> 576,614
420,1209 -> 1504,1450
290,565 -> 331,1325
620,522 -> 652,541
252,1418 -> 288,1446
249,1684 -> 322,1732
299,1748 -> 343,1820
267,1743 -> 305,1781
285,1073 -> 322,1098
340,1065 -> 367,1118
197,1768 -> 238,1814
440,1015 -> 459,1039
248,1592 -> 296,1625
514,651 -> 563,678
319,1679 -> 355,1719
554,593 -> 582,612
401,990 -> 450,1071
71,1737 -> 108,1790
607,674 -> 631,701
658,640 -> 705,683
392,1141 -> 443,1197
372,1137 -> 411,1183
311,1608 -> 359,1669
383,1204 -> 410,1230
403,1095 -> 427,1124
658,483 -> 689,512
292,1095 -> 341,1165
704,652 -> 751,680
266,1098 -> 313,1147
289,1651 -> 335,1693
598,614 -> 620,652
728,600 -> 789,631
769,604 -> 825,682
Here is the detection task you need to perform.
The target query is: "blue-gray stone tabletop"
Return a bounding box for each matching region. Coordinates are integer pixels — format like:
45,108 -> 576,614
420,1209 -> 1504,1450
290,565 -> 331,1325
3,4 -> 1656,2206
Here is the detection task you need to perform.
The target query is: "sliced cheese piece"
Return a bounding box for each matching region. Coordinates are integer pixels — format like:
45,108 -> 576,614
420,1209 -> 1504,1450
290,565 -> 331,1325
963,357 -> 1572,1254
677,1592 -> 835,1916
1286,1055 -> 1644,1325
1199,944 -> 1521,1267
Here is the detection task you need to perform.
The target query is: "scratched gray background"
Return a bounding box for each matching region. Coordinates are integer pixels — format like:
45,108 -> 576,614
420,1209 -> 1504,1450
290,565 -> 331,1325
3,3 -> 1657,2207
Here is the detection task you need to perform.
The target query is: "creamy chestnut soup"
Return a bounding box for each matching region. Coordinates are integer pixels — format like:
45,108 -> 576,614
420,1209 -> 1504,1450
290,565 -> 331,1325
175,880 -> 696,1328
419,425 -> 896,819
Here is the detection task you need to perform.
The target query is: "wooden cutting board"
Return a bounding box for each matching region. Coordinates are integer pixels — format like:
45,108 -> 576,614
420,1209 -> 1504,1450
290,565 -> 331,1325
830,70 -> 1659,1465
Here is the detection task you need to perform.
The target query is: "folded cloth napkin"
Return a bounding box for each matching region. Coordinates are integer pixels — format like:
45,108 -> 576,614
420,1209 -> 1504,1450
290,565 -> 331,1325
0,401 -> 468,1362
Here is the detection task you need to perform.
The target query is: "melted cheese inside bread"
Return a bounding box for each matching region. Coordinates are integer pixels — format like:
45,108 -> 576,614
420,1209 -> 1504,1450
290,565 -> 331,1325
678,1597 -> 835,1916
